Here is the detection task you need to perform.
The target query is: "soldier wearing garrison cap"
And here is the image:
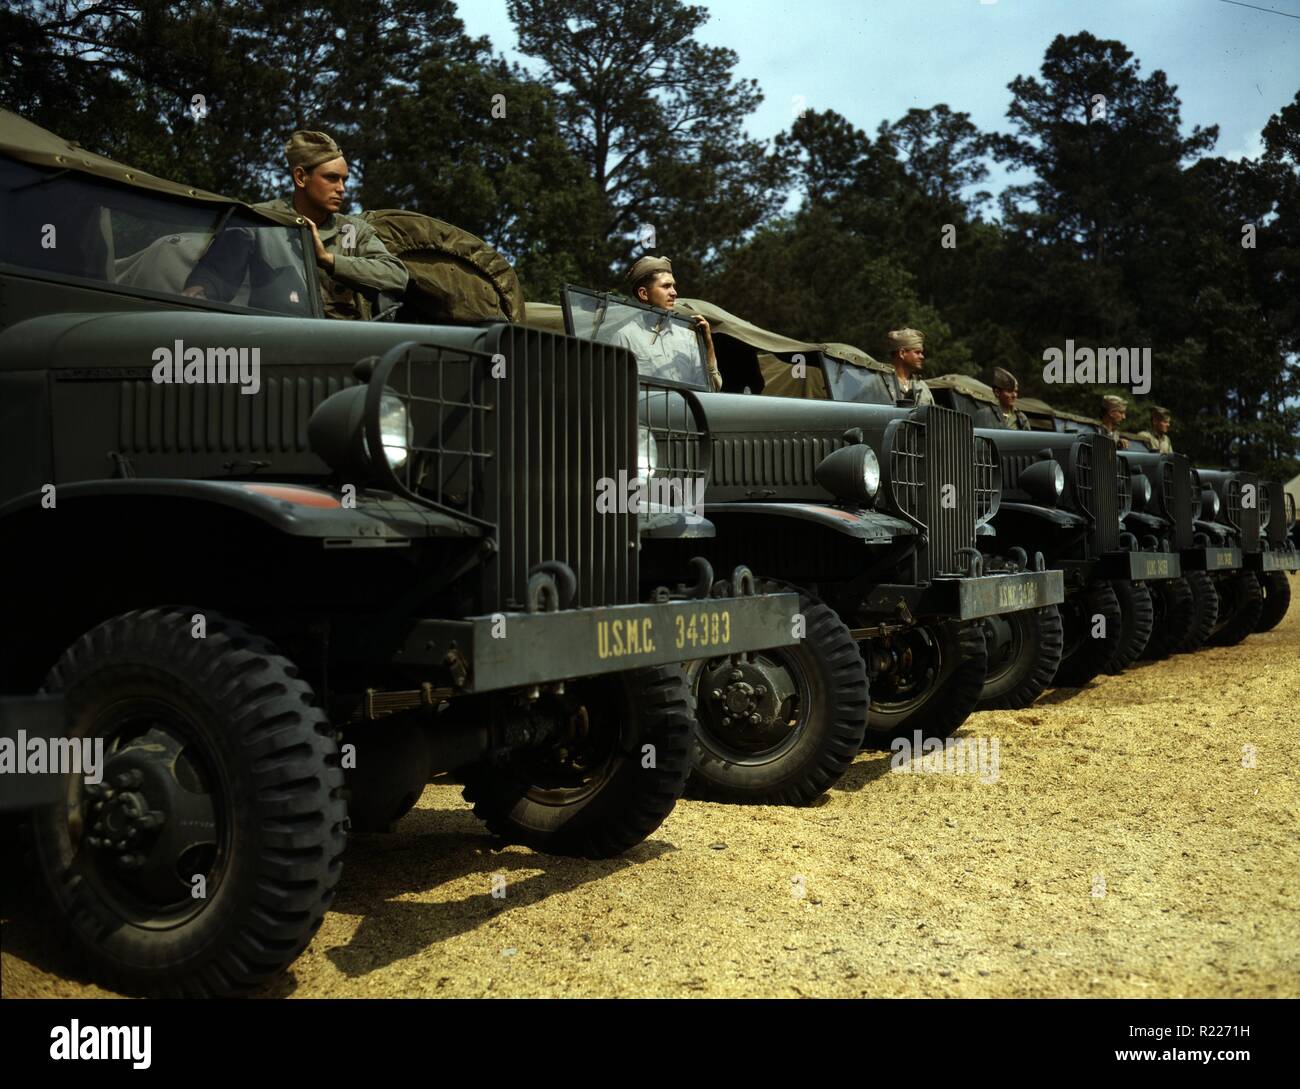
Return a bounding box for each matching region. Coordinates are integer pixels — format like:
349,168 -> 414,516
187,130 -> 407,319
1135,405 -> 1173,454
613,256 -> 722,390
990,367 -> 1030,430
1098,394 -> 1130,449
884,327 -> 934,407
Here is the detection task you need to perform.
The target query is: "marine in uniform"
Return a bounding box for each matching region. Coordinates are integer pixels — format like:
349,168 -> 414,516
613,256 -> 722,390
1098,394 -> 1130,449
184,130 -> 408,319
884,327 -> 934,407
1134,405 -> 1174,453
991,366 -> 1030,429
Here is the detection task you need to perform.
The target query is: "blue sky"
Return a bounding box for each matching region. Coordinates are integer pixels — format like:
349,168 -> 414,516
457,0 -> 1300,205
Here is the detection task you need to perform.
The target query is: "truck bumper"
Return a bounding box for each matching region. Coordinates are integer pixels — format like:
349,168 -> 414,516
0,695 -> 68,811
1246,548 -> 1300,573
864,569 -> 1065,621
1098,550 -> 1182,580
1181,547 -> 1243,572
395,592 -> 801,693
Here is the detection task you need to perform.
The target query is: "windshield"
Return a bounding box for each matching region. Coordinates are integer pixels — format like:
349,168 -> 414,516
0,156 -> 313,316
823,357 -> 894,404
562,285 -> 710,388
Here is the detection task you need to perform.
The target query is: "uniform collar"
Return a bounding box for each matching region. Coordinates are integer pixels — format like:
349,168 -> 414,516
276,195 -> 340,237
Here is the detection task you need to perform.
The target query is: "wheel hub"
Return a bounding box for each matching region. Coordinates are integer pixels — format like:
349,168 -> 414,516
697,659 -> 796,752
79,724 -> 218,906
868,627 -> 940,708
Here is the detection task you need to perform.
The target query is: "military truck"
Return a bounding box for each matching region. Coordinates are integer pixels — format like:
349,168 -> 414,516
1252,483 -> 1298,631
926,375 -> 1193,691
1017,400 -> 1288,650
0,110 -> 800,996
526,290 -> 1063,805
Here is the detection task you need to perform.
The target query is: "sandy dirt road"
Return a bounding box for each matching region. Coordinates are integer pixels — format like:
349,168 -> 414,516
4,574 -> 1298,998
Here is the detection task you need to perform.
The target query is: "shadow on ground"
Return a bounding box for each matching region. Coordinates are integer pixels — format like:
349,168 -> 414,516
0,797 -> 675,998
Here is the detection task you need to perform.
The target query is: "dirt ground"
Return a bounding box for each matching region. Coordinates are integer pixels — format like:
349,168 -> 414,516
4,573 -> 1297,999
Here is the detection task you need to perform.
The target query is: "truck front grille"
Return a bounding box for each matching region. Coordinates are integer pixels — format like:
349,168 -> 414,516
1072,436 -> 1119,555
1223,476 -> 1262,551
886,417 -> 924,525
921,405 -> 976,577
973,434 -> 1001,525
377,330 -> 637,611
641,383 -> 708,514
1163,454 -> 1193,550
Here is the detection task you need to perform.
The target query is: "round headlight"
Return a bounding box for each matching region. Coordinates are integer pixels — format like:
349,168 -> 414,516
1021,458 -> 1065,506
1134,474 -> 1152,511
860,445 -> 880,501
378,393 -> 410,469
815,443 -> 880,505
1201,488 -> 1220,520
638,425 -> 660,480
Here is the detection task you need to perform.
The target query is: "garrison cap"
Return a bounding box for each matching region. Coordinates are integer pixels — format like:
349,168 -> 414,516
1151,405 -> 1171,421
884,328 -> 925,354
285,130 -> 344,172
626,255 -> 673,287
1101,394 -> 1126,412
991,367 -> 1018,391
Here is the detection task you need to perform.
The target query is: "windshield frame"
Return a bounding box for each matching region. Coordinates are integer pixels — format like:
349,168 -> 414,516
821,354 -> 894,405
0,155 -> 323,319
560,283 -> 710,391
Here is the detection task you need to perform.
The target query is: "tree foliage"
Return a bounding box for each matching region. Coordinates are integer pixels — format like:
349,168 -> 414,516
0,13 -> 1294,474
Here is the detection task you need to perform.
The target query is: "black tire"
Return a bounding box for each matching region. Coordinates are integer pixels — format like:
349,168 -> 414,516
1208,571 -> 1265,647
686,588 -> 868,805
1142,576 -> 1195,660
461,665 -> 693,858
975,606 -> 1065,710
863,620 -> 987,747
1053,582 -> 1123,687
1255,570 -> 1292,633
32,608 -> 346,998
1174,570 -> 1220,652
1102,580 -> 1155,673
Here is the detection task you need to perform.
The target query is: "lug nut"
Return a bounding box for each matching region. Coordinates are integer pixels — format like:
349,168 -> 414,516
755,686 -> 767,697
711,689 -> 722,700
721,715 -> 731,725
729,670 -> 743,682
750,713 -> 761,724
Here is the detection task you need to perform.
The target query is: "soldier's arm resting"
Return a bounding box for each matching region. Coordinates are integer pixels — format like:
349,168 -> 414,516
329,220 -> 410,295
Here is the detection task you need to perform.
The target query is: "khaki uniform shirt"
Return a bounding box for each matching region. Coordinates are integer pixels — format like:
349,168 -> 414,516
254,198 -> 409,320
1099,423 -> 1130,448
887,372 -> 934,407
999,408 -> 1031,430
1135,430 -> 1173,453
611,312 -> 708,385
